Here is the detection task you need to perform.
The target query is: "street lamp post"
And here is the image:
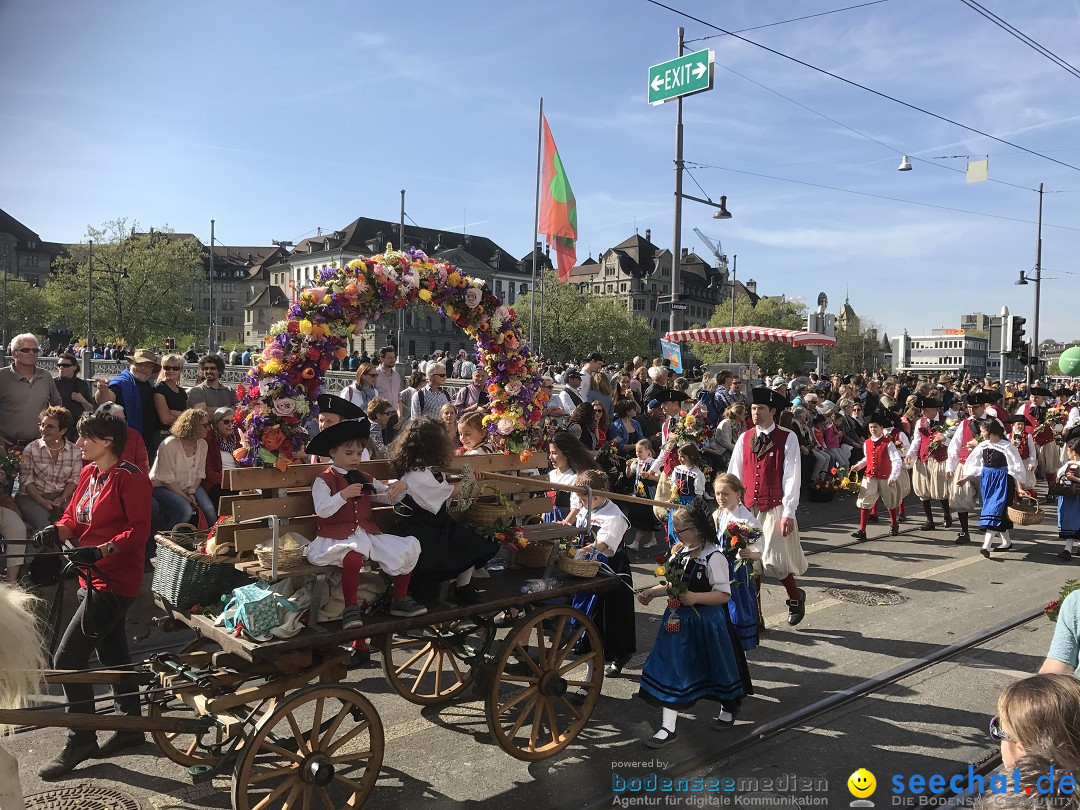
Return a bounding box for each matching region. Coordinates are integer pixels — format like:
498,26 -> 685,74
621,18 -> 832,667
84,240 -> 94,378
999,305 -> 1010,386
1015,183 -> 1044,385
728,253 -> 737,364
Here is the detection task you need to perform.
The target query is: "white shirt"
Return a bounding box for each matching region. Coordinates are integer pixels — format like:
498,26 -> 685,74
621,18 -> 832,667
559,387 -> 586,414
961,439 -> 1027,481
459,360 -> 477,379
671,463 -> 707,498
311,465 -> 398,518
885,428 -> 910,455
1065,406 -> 1080,431
726,423 -> 802,519
905,416 -> 937,463
713,503 -> 760,534
399,468 -> 454,514
575,498 -> 629,554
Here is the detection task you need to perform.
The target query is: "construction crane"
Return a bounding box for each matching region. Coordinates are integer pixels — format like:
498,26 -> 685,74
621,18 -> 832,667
693,228 -> 729,287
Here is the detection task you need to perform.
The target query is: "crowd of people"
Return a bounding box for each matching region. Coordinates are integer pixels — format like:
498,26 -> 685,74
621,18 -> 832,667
4,331 -> 1080,791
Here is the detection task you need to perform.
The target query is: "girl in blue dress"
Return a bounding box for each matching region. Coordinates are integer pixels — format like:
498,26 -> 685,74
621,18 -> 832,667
637,500 -> 751,748
1055,437 -> 1080,561
957,418 -> 1029,558
712,473 -> 760,652
666,443 -> 706,549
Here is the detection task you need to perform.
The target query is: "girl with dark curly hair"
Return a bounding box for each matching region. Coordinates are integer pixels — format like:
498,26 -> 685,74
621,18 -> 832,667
546,431 -> 599,525
386,418 -> 498,604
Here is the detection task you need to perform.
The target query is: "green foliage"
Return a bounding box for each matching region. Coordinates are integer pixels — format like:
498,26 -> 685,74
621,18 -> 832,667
1,277 -> 49,341
825,315 -> 887,374
45,219 -> 206,349
517,270 -> 654,362
697,295 -> 809,374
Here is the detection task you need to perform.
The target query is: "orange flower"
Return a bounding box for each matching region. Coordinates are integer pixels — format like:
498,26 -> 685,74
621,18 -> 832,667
275,457 -> 291,472
262,427 -> 286,451
335,347 -> 348,360
302,367 -> 315,379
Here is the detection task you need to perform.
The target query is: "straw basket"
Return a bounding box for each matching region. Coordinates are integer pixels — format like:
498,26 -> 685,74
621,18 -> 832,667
1007,496 -> 1045,526
517,540 -> 555,568
153,524 -> 240,611
557,551 -> 600,578
456,486 -> 514,528
254,545 -> 306,570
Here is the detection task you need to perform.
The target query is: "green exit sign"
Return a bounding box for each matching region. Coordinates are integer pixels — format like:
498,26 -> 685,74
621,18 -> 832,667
648,49 -> 714,105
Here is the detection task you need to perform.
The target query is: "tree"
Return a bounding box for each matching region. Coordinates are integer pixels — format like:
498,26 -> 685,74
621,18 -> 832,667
45,219 -> 206,348
2,278 -> 49,344
517,270 -> 654,362
695,295 -> 809,374
826,315 -> 887,374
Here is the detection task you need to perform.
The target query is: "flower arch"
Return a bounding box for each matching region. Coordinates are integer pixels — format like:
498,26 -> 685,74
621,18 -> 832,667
233,247 -> 548,470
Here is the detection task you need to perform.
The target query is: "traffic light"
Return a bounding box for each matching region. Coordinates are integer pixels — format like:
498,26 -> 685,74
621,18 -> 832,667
1016,341 -> 1029,366
164,337 -> 176,352
1010,316 -> 1026,358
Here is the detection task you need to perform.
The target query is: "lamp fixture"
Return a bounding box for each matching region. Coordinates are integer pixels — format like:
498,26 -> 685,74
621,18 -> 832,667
712,195 -> 732,219
898,155 -> 912,171
1016,270 -> 1028,286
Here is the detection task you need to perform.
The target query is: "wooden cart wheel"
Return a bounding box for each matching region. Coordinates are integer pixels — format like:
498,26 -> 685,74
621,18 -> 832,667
151,636 -> 227,767
148,699 -> 231,768
381,619 -> 491,706
484,605 -> 603,761
232,684 -> 383,810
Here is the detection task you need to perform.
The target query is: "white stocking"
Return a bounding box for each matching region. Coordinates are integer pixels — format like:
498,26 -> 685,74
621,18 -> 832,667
998,530 -> 1013,549
982,531 -> 995,551
1066,537 -> 1075,553
661,707 -> 678,732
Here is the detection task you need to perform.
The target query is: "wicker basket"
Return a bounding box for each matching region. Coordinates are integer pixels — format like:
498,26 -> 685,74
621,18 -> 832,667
254,545 -> 306,570
517,540 -> 555,568
1008,497 -> 1045,526
457,486 -> 514,528
557,551 -> 600,578
152,526 -> 241,612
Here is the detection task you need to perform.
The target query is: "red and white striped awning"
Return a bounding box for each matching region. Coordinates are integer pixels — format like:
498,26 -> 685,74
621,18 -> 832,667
663,327 -> 836,347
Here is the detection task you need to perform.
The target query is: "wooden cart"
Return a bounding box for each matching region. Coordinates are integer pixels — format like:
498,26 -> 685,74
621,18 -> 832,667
4,453 -> 655,809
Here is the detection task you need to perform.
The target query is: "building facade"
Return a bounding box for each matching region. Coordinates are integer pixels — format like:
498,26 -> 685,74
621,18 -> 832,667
892,330 -> 989,377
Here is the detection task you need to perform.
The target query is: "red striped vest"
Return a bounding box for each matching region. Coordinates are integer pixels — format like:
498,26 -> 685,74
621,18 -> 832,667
863,437 -> 892,479
741,426 -> 788,513
315,467 -> 381,540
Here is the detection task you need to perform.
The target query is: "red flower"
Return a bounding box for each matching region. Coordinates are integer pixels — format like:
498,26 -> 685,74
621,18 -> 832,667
656,554 -> 667,563
529,410 -> 543,423
830,467 -> 838,475
306,347 -> 320,361
287,321 -> 300,334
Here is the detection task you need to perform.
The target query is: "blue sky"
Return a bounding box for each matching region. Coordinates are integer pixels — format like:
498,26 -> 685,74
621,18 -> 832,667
2,0 -> 1079,345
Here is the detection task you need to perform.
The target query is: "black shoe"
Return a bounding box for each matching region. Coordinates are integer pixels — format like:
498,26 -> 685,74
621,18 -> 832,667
943,518 -> 954,529
348,648 -> 373,669
97,730 -> 145,757
850,530 -> 867,540
453,583 -> 479,606
954,532 -> 971,544
786,588 -> 806,626
891,524 -> 900,536
981,548 -> 991,558
866,513 -> 879,523
1059,550 -> 1073,561
40,739 -> 100,780
1046,493 -> 1056,505
919,522 -> 937,531
645,727 -> 678,748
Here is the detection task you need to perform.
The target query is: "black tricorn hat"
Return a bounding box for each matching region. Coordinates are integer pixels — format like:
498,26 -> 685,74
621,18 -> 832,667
964,391 -> 995,406
657,388 -> 691,403
866,409 -> 895,428
751,387 -> 789,411
317,393 -> 365,420
1029,386 -> 1054,398
916,395 -> 942,410
305,418 -> 370,458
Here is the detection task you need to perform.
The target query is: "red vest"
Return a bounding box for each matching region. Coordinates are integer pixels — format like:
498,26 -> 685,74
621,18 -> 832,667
916,418 -> 942,463
956,418 -> 980,464
741,426 -> 788,513
315,467 -> 380,540
863,436 -> 892,479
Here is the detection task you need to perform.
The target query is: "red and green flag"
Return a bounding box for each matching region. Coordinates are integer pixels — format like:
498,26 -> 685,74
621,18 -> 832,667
538,114 -> 578,282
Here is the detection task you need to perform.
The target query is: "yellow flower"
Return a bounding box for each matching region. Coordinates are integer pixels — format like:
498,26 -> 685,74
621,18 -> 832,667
447,272 -> 461,286
418,289 -> 433,302
263,359 -> 282,375
655,566 -> 667,577
445,305 -> 457,319
298,319 -> 313,335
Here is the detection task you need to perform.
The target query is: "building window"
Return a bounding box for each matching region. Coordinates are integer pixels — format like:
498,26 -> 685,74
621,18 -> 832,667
408,340 -> 416,356
426,316 -> 432,332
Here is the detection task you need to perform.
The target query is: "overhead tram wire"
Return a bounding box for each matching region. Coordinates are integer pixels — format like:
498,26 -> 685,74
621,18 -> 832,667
683,161 -> 1080,232
644,0 -> 1080,173
957,0 -> 1080,81
685,0 -> 890,44
712,60 -> 1037,193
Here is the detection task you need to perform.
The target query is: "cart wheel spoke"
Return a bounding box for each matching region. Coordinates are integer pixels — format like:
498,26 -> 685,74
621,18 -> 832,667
248,765 -> 298,786
394,643 -> 432,676
302,782 -> 312,810
381,621 -> 489,706
318,785 -> 335,810
558,695 -> 583,721
505,693 -> 539,741
550,624 -> 586,669
262,741 -> 305,765
532,624 -> 549,669
446,650 -> 465,682
330,748 -> 373,765
511,644 -> 543,677
319,703 -> 351,751
495,684 -> 538,716
326,719 -> 370,756
544,696 -> 562,748
311,697 -> 324,745
251,775 -> 296,810
527,698 -> 544,750
411,648 -> 437,692
559,650 -> 596,675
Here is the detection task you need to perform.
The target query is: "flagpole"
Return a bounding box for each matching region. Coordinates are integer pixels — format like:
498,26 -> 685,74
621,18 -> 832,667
529,97 -> 543,353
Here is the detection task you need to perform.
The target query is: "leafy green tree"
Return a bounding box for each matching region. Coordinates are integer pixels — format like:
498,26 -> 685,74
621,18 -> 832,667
2,277 -> 50,343
45,219 -> 206,348
826,315 -> 887,374
518,270 -> 653,361
695,295 -> 809,373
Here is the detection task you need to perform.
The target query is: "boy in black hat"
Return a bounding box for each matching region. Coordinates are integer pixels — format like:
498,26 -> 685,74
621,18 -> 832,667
945,392 -> 994,544
727,388 -> 808,626
850,411 -> 903,538
905,396 -> 952,532
1019,386 -> 1060,501
305,420 -> 427,629
649,389 -> 692,476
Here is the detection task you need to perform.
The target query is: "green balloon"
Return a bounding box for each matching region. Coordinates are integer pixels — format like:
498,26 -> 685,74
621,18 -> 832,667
1060,346 -> 1080,376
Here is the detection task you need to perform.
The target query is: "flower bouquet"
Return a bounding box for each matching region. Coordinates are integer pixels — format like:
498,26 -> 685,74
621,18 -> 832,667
0,446 -> 21,495
809,465 -> 847,501
1045,579 -> 1080,622
1034,405 -> 1066,447
720,519 -> 762,579
653,551 -> 696,633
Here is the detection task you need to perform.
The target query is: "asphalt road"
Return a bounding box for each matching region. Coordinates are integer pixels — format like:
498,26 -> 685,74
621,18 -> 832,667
7,488 -> 1073,809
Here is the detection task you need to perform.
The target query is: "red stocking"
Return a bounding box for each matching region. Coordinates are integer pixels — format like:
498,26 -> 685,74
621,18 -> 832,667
393,573 -> 412,599
859,509 -> 869,532
887,508 -> 898,526
779,574 -> 800,601
342,551 -> 365,607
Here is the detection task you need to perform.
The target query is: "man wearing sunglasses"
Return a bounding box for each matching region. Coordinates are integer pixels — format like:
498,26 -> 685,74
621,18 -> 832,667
407,363 -> 451,421
0,333 -> 61,448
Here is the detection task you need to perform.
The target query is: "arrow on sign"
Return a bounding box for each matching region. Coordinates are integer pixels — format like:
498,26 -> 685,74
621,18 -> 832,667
651,75 -> 664,92
692,61 -> 707,80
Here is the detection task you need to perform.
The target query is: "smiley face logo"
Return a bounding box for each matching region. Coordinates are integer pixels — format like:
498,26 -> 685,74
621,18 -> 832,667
848,768 -> 877,798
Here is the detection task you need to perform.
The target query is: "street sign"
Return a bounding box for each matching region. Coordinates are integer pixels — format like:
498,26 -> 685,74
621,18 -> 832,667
648,49 -> 714,105
671,303 -> 688,311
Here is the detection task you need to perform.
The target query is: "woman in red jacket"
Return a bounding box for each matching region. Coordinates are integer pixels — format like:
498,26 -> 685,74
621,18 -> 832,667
32,410 -> 153,780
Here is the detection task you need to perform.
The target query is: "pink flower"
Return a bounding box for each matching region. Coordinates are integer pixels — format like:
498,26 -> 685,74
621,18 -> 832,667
504,380 -> 522,396
464,287 -> 482,309
308,287 -> 328,301
272,398 -> 298,417
497,417 -> 516,435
